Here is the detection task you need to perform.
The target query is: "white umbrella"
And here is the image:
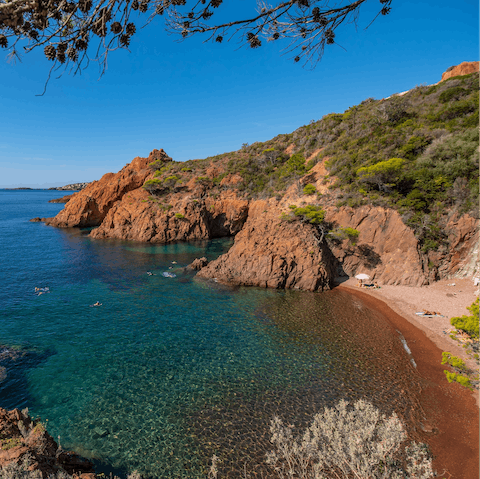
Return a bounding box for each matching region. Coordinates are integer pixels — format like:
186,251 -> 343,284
355,273 -> 370,280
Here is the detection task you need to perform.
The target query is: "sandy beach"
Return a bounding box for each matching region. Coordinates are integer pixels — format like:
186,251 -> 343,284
339,277 -> 479,372
337,277 -> 479,479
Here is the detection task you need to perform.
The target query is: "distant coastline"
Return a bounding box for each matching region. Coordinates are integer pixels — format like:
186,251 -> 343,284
2,182 -> 90,191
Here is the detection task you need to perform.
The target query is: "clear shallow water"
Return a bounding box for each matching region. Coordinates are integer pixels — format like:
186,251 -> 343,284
0,190 -> 424,478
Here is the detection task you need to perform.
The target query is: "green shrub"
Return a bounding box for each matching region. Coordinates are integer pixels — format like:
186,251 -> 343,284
439,86 -> 467,103
444,371 -> 473,389
441,352 -> 467,371
181,167 -> 192,172
279,212 -> 294,223
195,176 -> 211,185
290,205 -> 325,224
342,227 -> 360,244
163,175 -> 179,187
143,178 -> 164,193
450,298 -> 479,338
357,158 -> 405,190
400,136 -> 430,160
455,375 -> 473,389
303,183 -> 316,195
174,213 -> 185,219
444,370 -> 457,383
436,100 -> 476,121
285,153 -> 306,174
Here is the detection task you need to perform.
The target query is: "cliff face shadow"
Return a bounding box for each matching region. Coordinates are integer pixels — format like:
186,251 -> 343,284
357,244 -> 382,268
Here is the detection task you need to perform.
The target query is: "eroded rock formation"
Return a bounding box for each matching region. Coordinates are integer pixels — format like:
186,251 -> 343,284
42,146 -> 479,291
45,149 -> 170,228
323,205 -> 427,286
441,61 -> 479,82
198,200 -> 337,291
90,189 -> 249,243
0,407 -> 95,478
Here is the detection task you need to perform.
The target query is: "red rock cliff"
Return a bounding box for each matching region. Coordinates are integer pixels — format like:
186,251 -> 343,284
197,200 -> 337,291
44,148 -> 478,290
46,149 -> 170,228
0,407 -> 95,478
441,61 -> 479,82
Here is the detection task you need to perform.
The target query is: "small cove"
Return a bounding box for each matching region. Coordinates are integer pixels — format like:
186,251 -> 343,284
0,190 -> 427,478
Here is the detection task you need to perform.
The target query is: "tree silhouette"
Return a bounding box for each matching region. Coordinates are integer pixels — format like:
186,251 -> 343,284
0,0 -> 392,76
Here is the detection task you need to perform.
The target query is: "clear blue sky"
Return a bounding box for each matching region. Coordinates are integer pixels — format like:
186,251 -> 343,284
1,0 -> 478,187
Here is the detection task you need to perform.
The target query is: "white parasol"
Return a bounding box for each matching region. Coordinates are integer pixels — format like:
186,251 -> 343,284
355,273 -> 370,280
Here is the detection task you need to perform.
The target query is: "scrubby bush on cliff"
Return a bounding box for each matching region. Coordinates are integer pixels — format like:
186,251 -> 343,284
357,158 -> 405,192
306,72 -> 479,250
289,205 -> 325,225
303,184 -> 316,195
450,298 -> 479,339
143,178 -> 164,194
264,399 -> 433,479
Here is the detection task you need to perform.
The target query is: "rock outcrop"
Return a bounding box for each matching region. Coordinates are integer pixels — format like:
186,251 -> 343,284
90,189 -> 249,243
45,149 -> 170,228
442,213 -> 480,278
42,148 -> 479,290
323,206 -> 427,286
0,407 -> 95,478
441,61 -> 479,82
48,193 -> 76,204
188,257 -> 208,270
198,200 -> 337,291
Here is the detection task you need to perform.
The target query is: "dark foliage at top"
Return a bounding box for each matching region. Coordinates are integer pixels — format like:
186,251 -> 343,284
0,0 -> 391,80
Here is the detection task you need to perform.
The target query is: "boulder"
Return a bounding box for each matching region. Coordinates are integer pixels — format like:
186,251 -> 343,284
188,257 -> 208,270
198,200 -> 337,291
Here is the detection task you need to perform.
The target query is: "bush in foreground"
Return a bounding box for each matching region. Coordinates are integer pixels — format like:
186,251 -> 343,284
265,399 -> 433,479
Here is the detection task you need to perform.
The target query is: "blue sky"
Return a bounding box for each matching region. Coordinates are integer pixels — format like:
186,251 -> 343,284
1,0 -> 478,187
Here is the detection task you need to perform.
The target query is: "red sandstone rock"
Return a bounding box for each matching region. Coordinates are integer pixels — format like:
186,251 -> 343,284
441,61 -> 479,82
442,213 -> 479,277
188,257 -> 208,270
0,407 -> 95,478
45,149 -> 170,228
90,189 -> 249,243
323,205 -> 428,286
42,142 -> 478,291
48,193 -> 76,204
198,200 -> 337,291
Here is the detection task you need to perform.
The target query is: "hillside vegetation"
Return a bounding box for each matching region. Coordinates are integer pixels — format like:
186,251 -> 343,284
144,72 -> 479,253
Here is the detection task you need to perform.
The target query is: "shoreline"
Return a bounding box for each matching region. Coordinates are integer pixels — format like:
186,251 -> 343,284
337,282 -> 479,479
338,277 -> 479,372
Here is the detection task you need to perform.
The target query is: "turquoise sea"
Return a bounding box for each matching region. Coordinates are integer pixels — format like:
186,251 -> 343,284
0,190 -> 424,478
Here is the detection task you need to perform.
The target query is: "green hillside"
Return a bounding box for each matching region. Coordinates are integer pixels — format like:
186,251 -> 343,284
145,72 -> 479,253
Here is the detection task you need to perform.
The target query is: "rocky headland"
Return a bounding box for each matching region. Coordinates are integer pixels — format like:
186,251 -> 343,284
0,407 -> 95,478
48,182 -> 90,191
40,65 -> 478,293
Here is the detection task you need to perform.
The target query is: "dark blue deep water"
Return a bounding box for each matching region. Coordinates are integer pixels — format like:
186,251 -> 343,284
0,190 -> 423,478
